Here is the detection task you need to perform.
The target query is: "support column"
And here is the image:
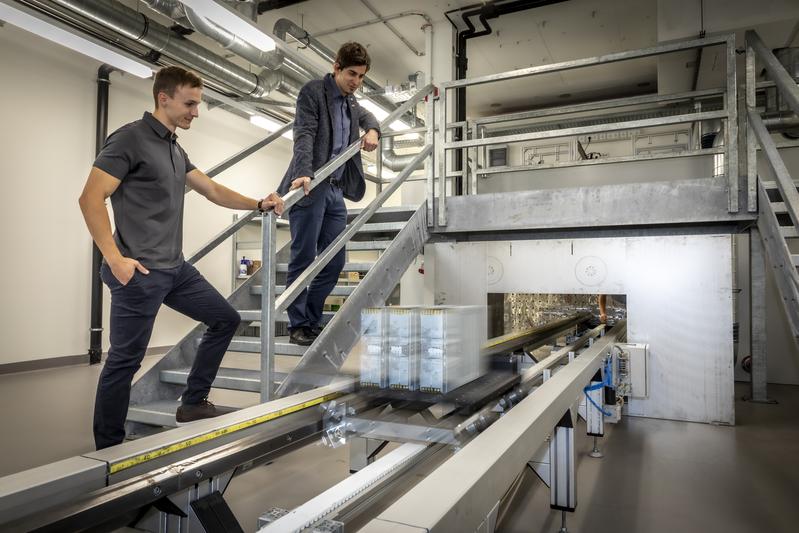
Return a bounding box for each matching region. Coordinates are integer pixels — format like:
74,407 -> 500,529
549,411 -> 576,513
747,228 -> 775,403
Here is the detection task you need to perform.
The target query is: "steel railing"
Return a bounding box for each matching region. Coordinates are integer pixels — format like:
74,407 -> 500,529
259,84 -> 436,400
432,33 -> 740,225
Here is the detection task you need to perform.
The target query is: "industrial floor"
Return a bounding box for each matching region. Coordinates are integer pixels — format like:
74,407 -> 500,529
1,359 -> 798,532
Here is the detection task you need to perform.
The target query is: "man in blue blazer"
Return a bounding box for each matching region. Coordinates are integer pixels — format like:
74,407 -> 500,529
277,42 -> 380,345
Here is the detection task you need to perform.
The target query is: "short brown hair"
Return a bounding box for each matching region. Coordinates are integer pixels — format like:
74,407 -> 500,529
335,42 -> 371,71
152,66 -> 203,107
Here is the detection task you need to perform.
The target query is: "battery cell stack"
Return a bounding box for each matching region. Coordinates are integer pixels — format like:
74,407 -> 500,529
387,307 -> 421,391
359,307 -> 388,388
419,306 -> 487,393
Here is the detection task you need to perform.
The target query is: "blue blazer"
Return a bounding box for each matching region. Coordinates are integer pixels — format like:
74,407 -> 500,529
278,73 -> 380,204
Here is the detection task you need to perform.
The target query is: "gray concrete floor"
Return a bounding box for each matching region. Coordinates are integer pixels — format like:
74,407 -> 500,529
1,360 -> 798,532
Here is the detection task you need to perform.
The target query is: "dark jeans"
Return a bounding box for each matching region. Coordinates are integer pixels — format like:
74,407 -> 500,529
94,261 -> 240,450
286,182 -> 347,330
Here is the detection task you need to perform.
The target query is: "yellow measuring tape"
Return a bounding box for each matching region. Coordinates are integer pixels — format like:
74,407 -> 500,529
109,392 -> 342,474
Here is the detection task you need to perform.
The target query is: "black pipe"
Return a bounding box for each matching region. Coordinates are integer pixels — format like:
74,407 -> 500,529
89,64 -> 115,365
445,0 -> 569,195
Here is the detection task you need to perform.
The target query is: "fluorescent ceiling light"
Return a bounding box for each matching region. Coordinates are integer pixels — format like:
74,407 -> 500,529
0,0 -> 153,78
250,114 -> 292,139
180,0 -> 275,51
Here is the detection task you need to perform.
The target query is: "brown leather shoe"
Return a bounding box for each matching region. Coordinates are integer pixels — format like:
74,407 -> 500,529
176,399 -> 221,425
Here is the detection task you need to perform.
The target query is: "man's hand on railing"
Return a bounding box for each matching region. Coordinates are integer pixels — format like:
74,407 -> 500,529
260,192 -> 285,216
361,129 -> 379,152
290,176 -> 312,196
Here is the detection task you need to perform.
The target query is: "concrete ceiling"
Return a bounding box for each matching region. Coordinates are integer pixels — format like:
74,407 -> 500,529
131,0 -> 799,117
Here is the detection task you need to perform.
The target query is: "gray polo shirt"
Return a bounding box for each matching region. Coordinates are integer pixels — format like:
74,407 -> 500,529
93,112 -> 196,269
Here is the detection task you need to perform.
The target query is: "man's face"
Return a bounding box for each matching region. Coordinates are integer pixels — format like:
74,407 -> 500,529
158,84 -> 202,130
333,63 -> 367,96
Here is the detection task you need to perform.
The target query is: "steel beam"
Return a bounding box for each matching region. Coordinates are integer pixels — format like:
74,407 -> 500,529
443,111 -> 727,151
440,34 -> 729,89
748,227 -> 770,403
435,178 -> 753,234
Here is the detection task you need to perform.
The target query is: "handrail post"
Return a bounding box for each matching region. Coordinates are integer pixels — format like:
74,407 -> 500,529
438,87 -> 448,226
745,37 -> 757,213
260,210 -> 277,402
376,136 -> 383,194
726,34 -> 739,213
426,88 -> 436,226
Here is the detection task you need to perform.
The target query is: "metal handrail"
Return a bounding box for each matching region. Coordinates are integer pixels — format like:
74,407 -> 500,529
434,33 -> 739,224
186,123 -> 293,265
258,84 -> 436,401
745,30 -> 799,215
280,84 -> 434,213
274,145 -> 432,314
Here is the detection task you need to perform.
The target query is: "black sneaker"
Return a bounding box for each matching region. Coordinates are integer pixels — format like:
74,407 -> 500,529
289,327 -> 315,346
309,325 -> 324,337
176,399 -> 220,425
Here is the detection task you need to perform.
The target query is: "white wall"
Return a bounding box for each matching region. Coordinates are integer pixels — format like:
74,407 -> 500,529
0,24 -> 298,364
429,235 -> 736,425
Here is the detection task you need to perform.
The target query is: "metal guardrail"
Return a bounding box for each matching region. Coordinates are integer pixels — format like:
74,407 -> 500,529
432,33 -> 739,225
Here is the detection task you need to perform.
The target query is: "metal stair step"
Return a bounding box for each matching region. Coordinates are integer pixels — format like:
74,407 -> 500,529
127,400 -> 238,428
347,241 -> 391,251
251,285 -> 357,296
762,181 -> 799,191
274,262 -> 375,273
250,218 -> 403,233
357,222 -> 405,233
347,204 -> 417,218
780,226 -> 799,238
238,310 -> 335,323
793,254 -> 799,267
228,336 -> 307,356
772,202 -> 787,214
160,367 -> 285,393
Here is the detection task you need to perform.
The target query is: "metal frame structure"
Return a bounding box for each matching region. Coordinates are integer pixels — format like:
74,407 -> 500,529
431,33 -> 739,226
744,30 -> 799,403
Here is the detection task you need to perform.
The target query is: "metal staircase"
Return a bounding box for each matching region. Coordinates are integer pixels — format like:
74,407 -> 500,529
125,85 -> 435,433
745,30 -> 799,343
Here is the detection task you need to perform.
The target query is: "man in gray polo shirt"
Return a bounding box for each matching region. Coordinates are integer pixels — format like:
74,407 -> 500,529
79,66 -> 284,450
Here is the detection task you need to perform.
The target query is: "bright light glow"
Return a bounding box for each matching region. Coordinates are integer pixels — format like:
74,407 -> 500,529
181,0 -> 276,51
0,1 -> 153,78
358,99 -> 390,121
249,114 -> 292,139
366,164 -> 396,179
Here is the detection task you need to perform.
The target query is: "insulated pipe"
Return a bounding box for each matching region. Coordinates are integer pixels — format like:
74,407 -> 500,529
52,0 -> 269,97
382,137 -> 425,171
139,0 -> 306,97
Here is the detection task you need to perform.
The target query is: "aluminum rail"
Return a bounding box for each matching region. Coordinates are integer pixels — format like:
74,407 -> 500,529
457,325 -> 605,439
259,443 -> 430,533
188,82 -> 432,267
361,322 -> 626,533
476,147 -> 725,176
482,312 -> 591,357
440,34 -> 729,89
444,110 -> 727,151
0,380 -> 353,527
281,84 -> 434,213
274,146 -> 431,314
473,87 -> 725,127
